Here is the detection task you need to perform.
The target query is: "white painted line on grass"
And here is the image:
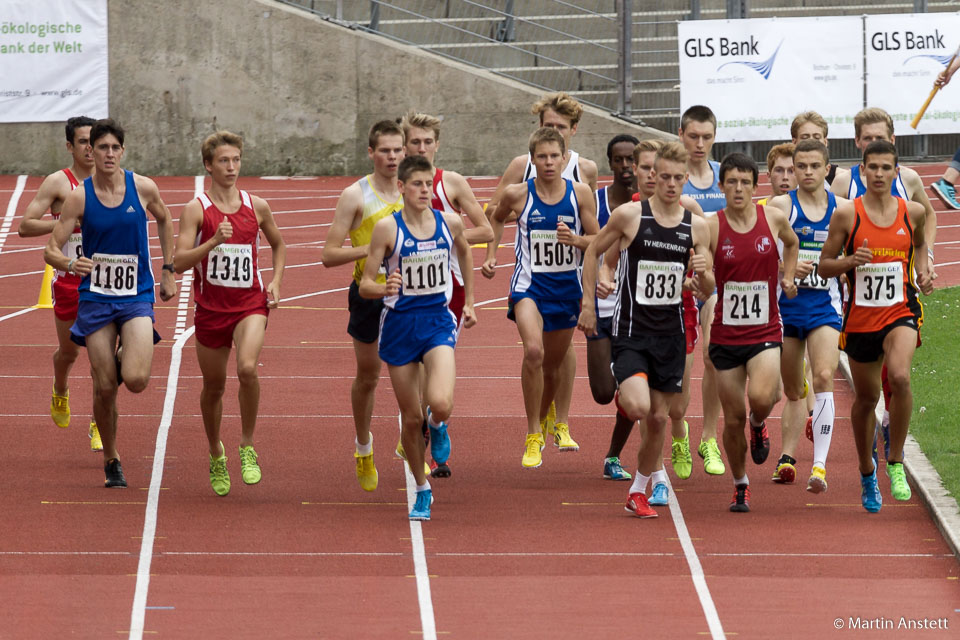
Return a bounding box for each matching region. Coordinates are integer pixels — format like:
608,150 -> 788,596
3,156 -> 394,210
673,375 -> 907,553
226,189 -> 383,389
399,414 -> 437,640
664,476 -> 725,640
128,325 -> 194,640
0,175 -> 28,256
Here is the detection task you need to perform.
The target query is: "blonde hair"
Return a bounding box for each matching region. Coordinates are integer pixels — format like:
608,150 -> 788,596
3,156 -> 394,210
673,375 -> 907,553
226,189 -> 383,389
528,127 -> 566,156
633,138 -> 663,163
201,131 -> 243,165
766,143 -> 795,171
655,141 -> 689,167
531,92 -> 583,126
400,110 -> 442,141
790,111 -> 828,140
854,108 -> 894,140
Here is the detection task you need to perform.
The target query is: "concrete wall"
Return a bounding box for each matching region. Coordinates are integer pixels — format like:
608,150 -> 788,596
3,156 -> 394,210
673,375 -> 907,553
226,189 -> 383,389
0,0 -> 670,176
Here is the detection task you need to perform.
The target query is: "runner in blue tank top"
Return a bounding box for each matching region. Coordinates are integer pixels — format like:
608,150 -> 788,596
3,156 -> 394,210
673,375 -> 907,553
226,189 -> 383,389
766,140 -> 847,495
360,155 -> 476,521
44,119 -> 177,489
483,127 -> 598,469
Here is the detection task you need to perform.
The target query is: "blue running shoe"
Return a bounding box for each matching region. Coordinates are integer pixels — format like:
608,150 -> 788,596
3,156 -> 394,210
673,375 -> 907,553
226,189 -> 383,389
649,482 -> 669,506
427,407 -> 451,464
860,467 -> 882,513
409,489 -> 433,521
603,457 -> 632,481
932,178 -> 960,210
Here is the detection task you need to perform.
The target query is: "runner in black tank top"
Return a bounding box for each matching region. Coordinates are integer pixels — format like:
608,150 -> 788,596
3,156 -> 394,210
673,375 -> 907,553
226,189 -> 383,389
579,142 -> 714,519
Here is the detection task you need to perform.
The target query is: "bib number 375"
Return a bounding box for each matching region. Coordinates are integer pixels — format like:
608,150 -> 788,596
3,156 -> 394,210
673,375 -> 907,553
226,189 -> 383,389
855,263 -> 903,308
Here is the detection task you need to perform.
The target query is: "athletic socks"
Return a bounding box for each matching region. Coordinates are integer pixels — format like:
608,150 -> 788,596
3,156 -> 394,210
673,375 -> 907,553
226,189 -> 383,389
356,433 -> 373,456
651,469 -> 667,485
734,474 -> 749,487
811,392 -> 835,469
427,407 -> 443,429
629,472 -> 651,495
416,479 -> 431,493
748,412 -> 763,428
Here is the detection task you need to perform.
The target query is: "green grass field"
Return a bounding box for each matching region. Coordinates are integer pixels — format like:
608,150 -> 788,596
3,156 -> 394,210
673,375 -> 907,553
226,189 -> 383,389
910,285 -> 960,501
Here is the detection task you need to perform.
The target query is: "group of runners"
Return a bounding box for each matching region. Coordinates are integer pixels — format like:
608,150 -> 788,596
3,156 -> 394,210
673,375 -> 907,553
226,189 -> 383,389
24,89 -> 939,521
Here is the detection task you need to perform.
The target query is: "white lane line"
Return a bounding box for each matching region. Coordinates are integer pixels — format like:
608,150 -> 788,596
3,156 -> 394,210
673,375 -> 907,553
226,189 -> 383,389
399,415 -> 437,640
128,325 -> 194,640
663,476 -> 725,640
171,176 -> 202,336
0,307 -> 37,323
0,175 -> 28,256
281,286 -> 350,303
0,268 -> 44,279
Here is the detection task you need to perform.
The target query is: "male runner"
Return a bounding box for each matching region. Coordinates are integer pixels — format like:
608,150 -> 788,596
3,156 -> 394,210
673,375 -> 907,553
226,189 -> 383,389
579,141 -> 713,518
173,131 -> 286,496
679,105 -> 725,477
322,120 -> 405,492
764,140 -> 847,492
486,92 -> 599,446
707,152 -> 799,512
482,127 -> 598,468
761,143 -> 797,204
819,140 -> 933,513
790,111 -> 840,187
589,133 -> 639,482
19,116 -> 102,451
400,111 -> 493,477
44,119 -> 177,488
830,108 -> 938,457
930,56 -> 960,208
360,154 -> 477,521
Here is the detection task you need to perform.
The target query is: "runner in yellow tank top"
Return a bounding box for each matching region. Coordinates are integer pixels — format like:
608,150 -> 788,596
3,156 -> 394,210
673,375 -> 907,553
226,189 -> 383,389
323,120 -> 405,493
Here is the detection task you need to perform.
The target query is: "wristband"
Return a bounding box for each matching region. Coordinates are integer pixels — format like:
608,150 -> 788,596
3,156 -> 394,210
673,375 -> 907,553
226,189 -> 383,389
928,248 -> 935,260
67,258 -> 76,274
162,263 -> 175,273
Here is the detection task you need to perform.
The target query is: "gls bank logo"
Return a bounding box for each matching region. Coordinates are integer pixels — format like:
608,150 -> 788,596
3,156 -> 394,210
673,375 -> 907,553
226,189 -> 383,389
871,28 -> 944,52
684,36 -> 784,80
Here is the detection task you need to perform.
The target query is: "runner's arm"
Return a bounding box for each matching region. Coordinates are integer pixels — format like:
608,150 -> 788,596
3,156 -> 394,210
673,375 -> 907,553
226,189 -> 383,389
818,203 -> 863,278
558,182 -> 598,250
358,217 -> 397,299
829,168 -> 850,198
255,195 -> 286,308
579,206 -> 629,336
18,173 -> 63,237
446,170 -> 493,245
902,167 -> 937,279
139,176 -> 177,301
44,188 -> 88,275
482,184 -> 522,279
485,155 -> 527,223
691,215 -> 715,295
580,157 -> 599,193
173,199 -> 218,273
446,213 -> 477,328
322,184 -> 367,268
908,201 -> 934,295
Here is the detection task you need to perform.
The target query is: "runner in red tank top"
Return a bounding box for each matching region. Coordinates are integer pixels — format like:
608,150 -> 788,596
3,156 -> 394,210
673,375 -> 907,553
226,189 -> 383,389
18,116 -> 102,450
707,153 -> 799,513
174,131 -> 286,497
819,140 -> 933,513
401,111 -> 493,478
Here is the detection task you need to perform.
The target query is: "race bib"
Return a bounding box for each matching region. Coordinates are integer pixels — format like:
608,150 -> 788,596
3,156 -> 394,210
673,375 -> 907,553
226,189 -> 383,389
64,231 -> 83,260
89,253 -> 138,296
635,260 -> 683,306
722,280 -> 769,326
796,248 -> 829,290
855,263 -> 903,308
402,249 -> 449,296
530,230 -> 577,273
208,243 -> 254,288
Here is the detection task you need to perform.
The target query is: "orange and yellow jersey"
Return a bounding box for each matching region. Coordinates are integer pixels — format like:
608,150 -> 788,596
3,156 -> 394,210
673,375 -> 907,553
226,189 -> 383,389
841,196 -> 922,334
350,175 -> 403,284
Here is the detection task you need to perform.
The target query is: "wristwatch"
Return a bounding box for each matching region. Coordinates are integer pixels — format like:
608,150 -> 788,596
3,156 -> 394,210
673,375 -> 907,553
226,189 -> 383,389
162,262 -> 175,273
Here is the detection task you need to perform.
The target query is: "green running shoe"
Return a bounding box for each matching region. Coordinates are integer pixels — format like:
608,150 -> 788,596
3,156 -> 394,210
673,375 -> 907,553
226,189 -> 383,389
887,462 -> 911,501
209,442 -> 230,496
671,420 -> 693,479
239,445 -> 262,485
698,438 -> 726,475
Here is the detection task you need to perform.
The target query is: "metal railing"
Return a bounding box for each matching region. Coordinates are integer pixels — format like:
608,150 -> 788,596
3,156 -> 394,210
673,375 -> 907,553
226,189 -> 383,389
277,0 -> 960,161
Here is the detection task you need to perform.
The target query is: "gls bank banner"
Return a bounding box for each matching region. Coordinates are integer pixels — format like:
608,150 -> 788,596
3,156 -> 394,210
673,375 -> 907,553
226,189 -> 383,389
678,17 -> 862,142
865,13 -> 960,136
0,0 -> 107,123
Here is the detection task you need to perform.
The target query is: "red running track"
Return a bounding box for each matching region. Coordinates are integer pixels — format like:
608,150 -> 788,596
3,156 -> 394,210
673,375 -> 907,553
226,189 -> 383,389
0,169 -> 958,639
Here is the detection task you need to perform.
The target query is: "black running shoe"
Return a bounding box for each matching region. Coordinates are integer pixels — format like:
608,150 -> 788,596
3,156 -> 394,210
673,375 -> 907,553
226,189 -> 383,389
430,461 -> 452,479
729,484 -> 750,512
104,458 -> 127,488
749,419 -> 770,465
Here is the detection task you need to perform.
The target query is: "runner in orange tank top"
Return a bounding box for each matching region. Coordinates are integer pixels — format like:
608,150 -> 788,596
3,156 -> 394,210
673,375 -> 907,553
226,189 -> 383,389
819,140 -> 934,513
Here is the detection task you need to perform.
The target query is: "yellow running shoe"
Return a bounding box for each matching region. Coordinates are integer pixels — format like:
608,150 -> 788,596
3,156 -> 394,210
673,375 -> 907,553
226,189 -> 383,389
394,438 -> 430,475
51,385 -> 70,428
354,449 -> 378,492
239,445 -> 262,484
671,420 -> 693,479
88,421 -> 103,452
806,466 -> 827,494
553,422 -> 579,451
209,442 -> 230,497
522,433 -> 545,468
697,438 -> 726,475
540,401 -> 557,437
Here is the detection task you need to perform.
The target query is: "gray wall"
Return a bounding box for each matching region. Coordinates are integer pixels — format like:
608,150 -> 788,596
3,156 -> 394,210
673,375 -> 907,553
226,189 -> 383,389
0,0 -> 669,176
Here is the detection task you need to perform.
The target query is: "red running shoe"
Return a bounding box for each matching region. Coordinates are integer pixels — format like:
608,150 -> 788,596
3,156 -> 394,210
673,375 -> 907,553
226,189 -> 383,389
729,484 -> 751,512
625,492 -> 658,518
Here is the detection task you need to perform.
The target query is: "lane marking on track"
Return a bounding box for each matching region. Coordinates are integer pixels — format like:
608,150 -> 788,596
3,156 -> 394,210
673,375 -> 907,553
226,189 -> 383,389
398,414 -> 437,640
0,175 -> 27,256
172,177 -> 202,337
282,286 -> 350,303
663,476 -> 725,640
0,307 -> 36,323
128,325 -> 194,640
0,268 -> 44,279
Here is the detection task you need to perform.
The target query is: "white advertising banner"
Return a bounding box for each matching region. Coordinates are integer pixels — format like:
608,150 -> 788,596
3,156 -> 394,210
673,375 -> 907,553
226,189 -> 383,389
678,17 -> 863,142
0,0 -> 108,123
865,13 -> 960,136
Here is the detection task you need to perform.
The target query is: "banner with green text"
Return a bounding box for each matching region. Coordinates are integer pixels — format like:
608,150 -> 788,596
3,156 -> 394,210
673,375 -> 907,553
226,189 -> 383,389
0,0 -> 107,123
